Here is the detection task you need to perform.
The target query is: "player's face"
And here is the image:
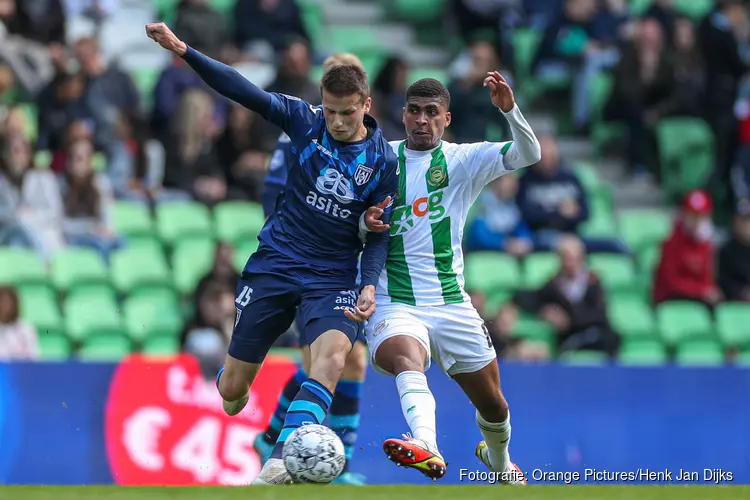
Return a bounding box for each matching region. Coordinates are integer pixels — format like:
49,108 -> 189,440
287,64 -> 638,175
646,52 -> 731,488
402,97 -> 451,151
322,90 -> 371,142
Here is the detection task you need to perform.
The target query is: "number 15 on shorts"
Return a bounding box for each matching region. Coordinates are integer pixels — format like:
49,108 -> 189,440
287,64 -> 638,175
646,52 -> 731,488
236,286 -> 253,307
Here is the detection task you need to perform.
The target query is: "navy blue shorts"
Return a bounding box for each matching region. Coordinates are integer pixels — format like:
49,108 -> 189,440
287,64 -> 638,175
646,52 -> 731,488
229,245 -> 362,363
293,312 -> 365,345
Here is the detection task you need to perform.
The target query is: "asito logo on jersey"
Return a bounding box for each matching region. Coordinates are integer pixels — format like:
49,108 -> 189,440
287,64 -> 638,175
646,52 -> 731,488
353,164 -> 373,186
308,168 -> 355,219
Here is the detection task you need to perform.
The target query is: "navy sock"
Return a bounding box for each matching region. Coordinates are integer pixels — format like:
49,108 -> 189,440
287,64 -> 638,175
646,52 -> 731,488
271,378 -> 333,459
263,366 -> 307,445
329,379 -> 362,473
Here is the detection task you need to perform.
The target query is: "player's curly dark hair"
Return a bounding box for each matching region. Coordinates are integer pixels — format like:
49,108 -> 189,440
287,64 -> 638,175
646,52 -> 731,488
321,64 -> 370,102
406,78 -> 451,110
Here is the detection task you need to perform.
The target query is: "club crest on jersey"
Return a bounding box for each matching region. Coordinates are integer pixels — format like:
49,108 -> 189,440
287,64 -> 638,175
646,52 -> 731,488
427,163 -> 447,188
354,163 -> 374,186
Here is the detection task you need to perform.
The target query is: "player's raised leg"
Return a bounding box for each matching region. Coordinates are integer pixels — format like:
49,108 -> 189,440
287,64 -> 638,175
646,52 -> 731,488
366,311 -> 446,480
452,360 -> 526,485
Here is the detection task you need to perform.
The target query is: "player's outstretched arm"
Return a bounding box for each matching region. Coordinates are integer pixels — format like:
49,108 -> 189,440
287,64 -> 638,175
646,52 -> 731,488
145,23 -> 272,116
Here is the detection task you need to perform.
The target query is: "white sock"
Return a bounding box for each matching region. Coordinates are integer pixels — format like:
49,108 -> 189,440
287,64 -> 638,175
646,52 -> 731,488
476,409 -> 511,472
395,371 -> 437,447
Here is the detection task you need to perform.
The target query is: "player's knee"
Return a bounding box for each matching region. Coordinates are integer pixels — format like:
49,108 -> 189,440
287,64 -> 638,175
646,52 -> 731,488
375,336 -> 426,375
218,367 -> 252,402
342,342 -> 367,380
476,389 -> 509,423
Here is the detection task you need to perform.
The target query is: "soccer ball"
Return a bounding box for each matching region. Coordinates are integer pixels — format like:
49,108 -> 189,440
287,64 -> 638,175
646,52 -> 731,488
282,424 -> 346,484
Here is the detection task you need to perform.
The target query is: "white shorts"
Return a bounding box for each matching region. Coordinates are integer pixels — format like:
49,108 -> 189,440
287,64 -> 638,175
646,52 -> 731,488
364,300 -> 497,377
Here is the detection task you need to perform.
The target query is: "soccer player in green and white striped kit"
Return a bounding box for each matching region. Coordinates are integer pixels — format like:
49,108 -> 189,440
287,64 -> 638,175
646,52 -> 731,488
362,72 -> 540,484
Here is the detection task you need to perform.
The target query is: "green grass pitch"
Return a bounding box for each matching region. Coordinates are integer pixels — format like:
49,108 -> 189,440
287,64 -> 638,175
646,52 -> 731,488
0,486 -> 747,500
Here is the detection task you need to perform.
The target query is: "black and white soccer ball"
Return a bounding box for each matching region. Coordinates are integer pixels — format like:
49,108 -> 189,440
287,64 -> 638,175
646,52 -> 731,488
282,424 -> 346,484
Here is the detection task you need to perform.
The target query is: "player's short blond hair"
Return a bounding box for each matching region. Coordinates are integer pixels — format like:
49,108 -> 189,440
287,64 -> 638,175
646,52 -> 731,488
322,53 -> 363,72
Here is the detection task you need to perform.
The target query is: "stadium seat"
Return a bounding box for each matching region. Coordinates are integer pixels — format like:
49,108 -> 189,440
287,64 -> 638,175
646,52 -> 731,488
618,209 -> 673,252
734,350 -> 750,367
558,350 -> 609,366
408,67 -> 448,85
394,0 -> 447,24
608,297 -> 655,338
618,338 -> 668,366
674,0 -> 714,19
522,253 -> 557,288
715,303 -> 750,348
209,0 -> 235,17
156,201 -> 214,246
513,317 -> 555,349
50,247 -> 109,293
637,244 -> 660,275
112,201 -> 154,238
172,237 -> 216,295
0,248 -> 47,286
657,301 -> 714,345
675,339 -> 725,367
124,293 -> 183,343
588,254 -> 636,293
141,335 -> 180,356
130,67 -> 161,108
64,294 -> 124,343
571,162 -> 601,194
18,286 -> 62,336
38,334 -> 72,361
110,246 -> 172,295
65,283 -> 117,304
463,252 -> 521,295
213,201 -> 266,244
656,118 -> 714,200
325,26 -> 381,54
78,335 -> 133,362
511,28 -> 541,84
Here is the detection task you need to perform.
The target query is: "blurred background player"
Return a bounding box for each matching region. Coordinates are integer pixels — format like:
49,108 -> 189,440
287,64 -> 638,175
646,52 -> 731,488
256,52 -> 371,486
362,74 -> 540,483
145,23 -> 399,485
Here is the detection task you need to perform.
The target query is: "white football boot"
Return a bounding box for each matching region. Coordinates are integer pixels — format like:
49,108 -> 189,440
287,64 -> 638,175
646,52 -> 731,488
251,458 -> 292,485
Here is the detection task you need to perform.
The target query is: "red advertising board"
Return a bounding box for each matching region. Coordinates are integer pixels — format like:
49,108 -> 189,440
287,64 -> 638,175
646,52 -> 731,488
105,354 -> 296,485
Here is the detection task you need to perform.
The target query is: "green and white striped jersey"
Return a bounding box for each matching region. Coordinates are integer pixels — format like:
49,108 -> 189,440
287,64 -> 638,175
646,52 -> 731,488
376,138 -> 516,307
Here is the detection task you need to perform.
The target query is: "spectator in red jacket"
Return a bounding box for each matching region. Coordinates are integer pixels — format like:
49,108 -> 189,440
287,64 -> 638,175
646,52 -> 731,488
652,189 -> 723,307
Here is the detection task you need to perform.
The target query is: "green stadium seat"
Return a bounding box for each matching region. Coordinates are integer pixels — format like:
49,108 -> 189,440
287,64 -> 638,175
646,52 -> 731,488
580,209 -> 617,238
715,303 -> 750,348
50,247 -> 109,293
559,350 -> 608,366
394,0 -> 447,23
110,246 -> 172,295
65,283 -> 117,303
588,254 -> 636,293
124,294 -> 183,342
618,209 -> 673,252
512,28 -> 541,83
130,67 -> 161,108
325,26 -> 381,54
674,0 -> 713,19
78,335 -> 133,362
214,201 -> 266,244
0,248 -> 47,286
18,102 -> 38,142
618,338 -> 668,366
172,237 -> 216,295
64,294 -> 124,343
734,350 -> 750,367
656,118 -> 714,200
156,201 -> 214,246
38,333 -> 72,361
657,301 -> 714,345
299,0 -> 326,52
675,339 -> 725,367
112,201 -> 154,238
609,297 -> 655,338
522,253 -> 557,288
464,252 -> 521,295
141,335 -> 180,356
571,161 -> 601,194
209,0 -> 235,17
637,244 -> 661,275
513,317 -> 555,349
18,286 -> 62,336
408,67 -> 448,85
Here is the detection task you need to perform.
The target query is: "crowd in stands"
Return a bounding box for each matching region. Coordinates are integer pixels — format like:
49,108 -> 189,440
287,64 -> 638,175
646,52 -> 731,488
2,0 -> 750,367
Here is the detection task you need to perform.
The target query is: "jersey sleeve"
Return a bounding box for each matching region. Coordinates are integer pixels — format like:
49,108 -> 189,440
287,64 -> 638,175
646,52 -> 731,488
462,104 -> 542,195
265,93 -> 322,142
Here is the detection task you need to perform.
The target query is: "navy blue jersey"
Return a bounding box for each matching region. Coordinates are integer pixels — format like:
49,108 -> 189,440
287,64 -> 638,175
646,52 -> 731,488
261,132 -> 292,218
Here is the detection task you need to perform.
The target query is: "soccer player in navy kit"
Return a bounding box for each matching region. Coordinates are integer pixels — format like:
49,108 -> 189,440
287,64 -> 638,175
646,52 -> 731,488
146,23 -> 399,485
257,53 -> 377,486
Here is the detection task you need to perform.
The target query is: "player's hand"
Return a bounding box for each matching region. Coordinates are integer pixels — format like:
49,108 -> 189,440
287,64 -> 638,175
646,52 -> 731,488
145,22 -> 187,56
483,71 -> 515,113
345,285 -> 376,322
364,196 -> 392,233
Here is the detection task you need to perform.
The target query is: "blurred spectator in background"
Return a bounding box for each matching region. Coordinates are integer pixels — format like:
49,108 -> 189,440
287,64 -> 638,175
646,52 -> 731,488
718,204 -> 750,301
653,189 -> 722,307
372,56 -> 410,141
0,64 -> 15,112
465,172 -> 533,256
172,0 -> 230,58
517,134 -> 625,253
532,0 -> 624,133
672,16 -> 704,115
59,137 -> 121,262
487,303 -> 552,361
448,40 -> 512,142
234,0 -> 309,62
643,0 -> 679,42
699,0 -> 749,188
162,89 -> 225,205
451,0 -> 518,74
107,111 -> 151,200
216,104 -> 270,201
36,71 -> 92,158
3,0 -> 66,46
604,17 -> 686,177
0,133 -> 64,259
181,280 -> 236,379
0,285 -> 39,361
507,234 -> 620,357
